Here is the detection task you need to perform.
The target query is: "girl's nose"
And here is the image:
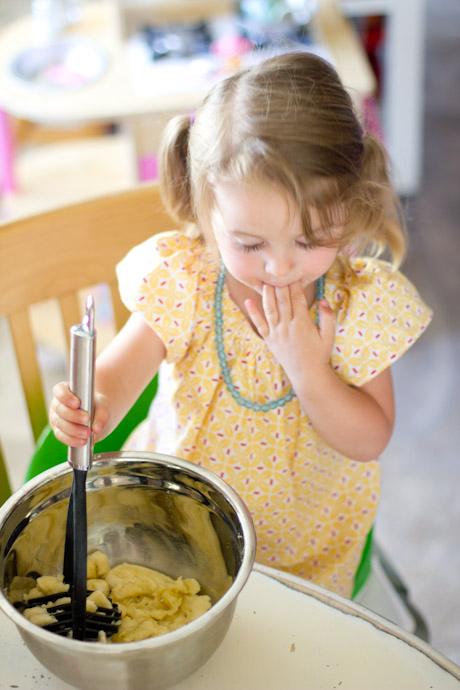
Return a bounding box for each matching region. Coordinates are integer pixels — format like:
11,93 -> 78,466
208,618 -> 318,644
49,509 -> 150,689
265,253 -> 294,280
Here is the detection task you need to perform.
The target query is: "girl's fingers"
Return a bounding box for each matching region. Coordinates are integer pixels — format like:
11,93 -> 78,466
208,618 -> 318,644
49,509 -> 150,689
262,284 -> 279,326
52,381 -> 81,409
54,431 -> 88,448
274,285 -> 292,321
50,384 -> 111,446
51,414 -> 91,447
51,402 -> 90,435
49,381 -> 92,447
245,299 -> 269,338
290,282 -> 309,318
52,396 -> 89,427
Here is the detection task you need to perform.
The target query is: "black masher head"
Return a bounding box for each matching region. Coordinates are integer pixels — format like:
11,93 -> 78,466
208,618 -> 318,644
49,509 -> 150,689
17,582 -> 122,641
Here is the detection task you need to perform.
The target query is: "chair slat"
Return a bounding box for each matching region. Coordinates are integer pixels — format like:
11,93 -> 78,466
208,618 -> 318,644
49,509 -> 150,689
59,293 -> 85,350
8,311 -> 48,442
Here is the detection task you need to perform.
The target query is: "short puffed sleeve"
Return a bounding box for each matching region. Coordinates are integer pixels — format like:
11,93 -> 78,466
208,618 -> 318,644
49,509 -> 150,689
328,258 -> 433,386
116,231 -> 208,363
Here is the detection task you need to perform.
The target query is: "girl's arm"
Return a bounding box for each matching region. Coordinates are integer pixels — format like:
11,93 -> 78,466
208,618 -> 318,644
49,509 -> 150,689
246,283 -> 395,462
294,362 -> 394,462
50,313 -> 166,447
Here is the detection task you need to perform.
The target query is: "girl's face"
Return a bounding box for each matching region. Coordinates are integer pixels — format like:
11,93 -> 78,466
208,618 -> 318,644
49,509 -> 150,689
212,179 -> 342,297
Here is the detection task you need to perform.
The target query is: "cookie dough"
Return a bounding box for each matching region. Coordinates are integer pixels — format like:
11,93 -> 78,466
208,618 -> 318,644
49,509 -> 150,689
10,550 -> 211,643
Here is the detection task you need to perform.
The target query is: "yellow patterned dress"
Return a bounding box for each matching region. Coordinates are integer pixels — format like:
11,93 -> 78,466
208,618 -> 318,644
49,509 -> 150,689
117,231 -> 432,597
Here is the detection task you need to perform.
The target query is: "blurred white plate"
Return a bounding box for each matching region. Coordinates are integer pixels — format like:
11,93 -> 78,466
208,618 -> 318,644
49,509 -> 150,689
8,38 -> 107,92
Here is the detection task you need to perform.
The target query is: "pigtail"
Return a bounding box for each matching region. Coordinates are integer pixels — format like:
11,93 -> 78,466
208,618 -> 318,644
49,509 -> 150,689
159,114 -> 195,226
349,133 -> 407,270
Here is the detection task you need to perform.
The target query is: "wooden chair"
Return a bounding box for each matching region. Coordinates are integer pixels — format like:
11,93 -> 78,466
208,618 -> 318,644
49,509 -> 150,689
0,182 -> 174,505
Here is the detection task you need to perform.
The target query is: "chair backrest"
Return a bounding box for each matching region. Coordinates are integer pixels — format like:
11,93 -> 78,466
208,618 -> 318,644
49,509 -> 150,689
0,182 -> 174,502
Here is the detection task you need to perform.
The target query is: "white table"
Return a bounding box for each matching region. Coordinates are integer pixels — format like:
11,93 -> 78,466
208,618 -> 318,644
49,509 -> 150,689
1,564 -> 459,690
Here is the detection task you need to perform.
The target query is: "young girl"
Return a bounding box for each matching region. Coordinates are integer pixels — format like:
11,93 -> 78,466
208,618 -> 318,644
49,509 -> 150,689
50,52 -> 432,597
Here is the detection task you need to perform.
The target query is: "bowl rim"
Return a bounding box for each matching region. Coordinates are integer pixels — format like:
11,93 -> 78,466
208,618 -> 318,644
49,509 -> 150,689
0,451 -> 256,653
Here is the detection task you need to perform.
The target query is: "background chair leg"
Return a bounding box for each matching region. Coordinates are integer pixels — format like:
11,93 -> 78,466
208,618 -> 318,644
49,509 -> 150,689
372,540 -> 430,642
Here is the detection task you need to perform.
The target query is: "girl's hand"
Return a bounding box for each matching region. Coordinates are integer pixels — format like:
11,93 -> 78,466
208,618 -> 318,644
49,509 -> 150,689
49,382 -> 111,447
245,281 -> 336,381
247,281 -> 395,461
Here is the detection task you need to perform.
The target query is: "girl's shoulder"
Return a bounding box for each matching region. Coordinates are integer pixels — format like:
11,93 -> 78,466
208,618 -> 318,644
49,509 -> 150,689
326,257 -> 433,385
116,230 -> 216,311
116,230 -> 218,362
327,256 -> 432,316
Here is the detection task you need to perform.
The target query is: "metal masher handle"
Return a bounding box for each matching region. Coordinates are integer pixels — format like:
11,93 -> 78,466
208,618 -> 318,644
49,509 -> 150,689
68,295 -> 96,471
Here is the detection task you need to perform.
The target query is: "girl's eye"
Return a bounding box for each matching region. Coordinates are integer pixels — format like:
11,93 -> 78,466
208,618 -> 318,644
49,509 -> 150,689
239,243 -> 263,253
237,240 -> 313,252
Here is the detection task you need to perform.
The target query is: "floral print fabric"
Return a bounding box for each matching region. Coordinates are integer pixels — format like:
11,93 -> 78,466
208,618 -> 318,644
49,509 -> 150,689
117,231 -> 432,596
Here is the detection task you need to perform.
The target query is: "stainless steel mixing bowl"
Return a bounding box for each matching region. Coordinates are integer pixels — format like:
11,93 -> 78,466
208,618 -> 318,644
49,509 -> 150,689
0,451 -> 256,690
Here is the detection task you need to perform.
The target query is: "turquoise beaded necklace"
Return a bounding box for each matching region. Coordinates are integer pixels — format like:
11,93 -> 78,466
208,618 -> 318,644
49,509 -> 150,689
214,264 -> 325,412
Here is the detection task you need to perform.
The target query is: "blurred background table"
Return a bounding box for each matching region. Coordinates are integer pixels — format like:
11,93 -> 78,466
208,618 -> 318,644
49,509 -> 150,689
0,0 -> 376,206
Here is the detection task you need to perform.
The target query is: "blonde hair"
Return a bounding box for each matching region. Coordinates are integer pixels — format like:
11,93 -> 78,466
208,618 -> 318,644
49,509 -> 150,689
159,52 -> 406,269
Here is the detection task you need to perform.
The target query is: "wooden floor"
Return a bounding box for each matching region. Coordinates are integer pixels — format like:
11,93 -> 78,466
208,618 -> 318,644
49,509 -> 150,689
1,0 -> 459,667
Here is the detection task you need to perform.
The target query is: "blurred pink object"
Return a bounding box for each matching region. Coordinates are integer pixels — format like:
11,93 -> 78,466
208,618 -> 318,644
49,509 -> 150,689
363,96 -> 385,142
0,109 -> 16,194
139,154 -> 158,181
210,34 -> 253,58
43,63 -> 87,88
